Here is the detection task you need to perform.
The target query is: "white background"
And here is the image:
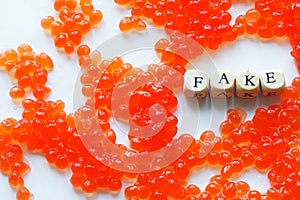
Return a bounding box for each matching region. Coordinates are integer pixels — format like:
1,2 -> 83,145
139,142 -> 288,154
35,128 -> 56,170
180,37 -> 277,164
0,0 -> 298,199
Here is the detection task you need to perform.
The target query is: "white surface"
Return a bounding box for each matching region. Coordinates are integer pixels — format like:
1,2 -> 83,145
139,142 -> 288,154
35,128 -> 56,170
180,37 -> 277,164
0,0 -> 298,199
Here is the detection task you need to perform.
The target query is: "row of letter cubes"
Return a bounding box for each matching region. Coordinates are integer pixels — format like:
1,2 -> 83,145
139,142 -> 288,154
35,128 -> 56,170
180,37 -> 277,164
184,70 -> 285,98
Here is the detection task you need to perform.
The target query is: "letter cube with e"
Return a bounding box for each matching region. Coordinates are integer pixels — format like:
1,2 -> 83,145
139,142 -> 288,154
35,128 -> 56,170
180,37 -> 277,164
210,70 -> 235,98
184,70 -> 209,98
260,70 -> 285,96
236,71 -> 259,98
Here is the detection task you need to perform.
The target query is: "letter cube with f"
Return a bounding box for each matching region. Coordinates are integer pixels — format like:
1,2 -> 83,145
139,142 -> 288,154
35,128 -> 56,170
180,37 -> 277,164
184,70 -> 209,98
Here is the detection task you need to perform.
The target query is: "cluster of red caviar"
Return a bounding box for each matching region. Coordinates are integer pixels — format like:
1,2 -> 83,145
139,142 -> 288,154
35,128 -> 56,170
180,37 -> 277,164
41,0 -> 103,54
115,0 -> 300,73
79,54 -> 134,104
119,16 -> 147,32
0,118 -> 31,200
233,2 -> 300,72
13,99 -> 78,165
1,96 -> 127,197
116,0 -> 235,50
0,44 -> 53,101
127,81 -> 178,151
70,150 -> 124,193
0,97 -> 118,197
75,50 -> 300,199
1,0 -> 300,199
122,93 -> 300,199
77,50 -> 300,198
78,51 -> 184,151
1,49 -> 300,199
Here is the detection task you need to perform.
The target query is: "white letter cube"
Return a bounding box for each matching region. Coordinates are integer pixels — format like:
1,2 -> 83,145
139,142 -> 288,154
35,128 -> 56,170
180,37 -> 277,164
260,70 -> 285,96
210,70 -> 235,98
184,70 -> 209,98
236,71 -> 259,98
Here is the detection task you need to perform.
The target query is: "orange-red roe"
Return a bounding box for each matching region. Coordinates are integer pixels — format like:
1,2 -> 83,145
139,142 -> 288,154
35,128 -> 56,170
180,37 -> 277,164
2,75 -> 300,199
41,0 -> 103,54
1,0 -> 300,199
16,186 -> 31,200
1,45 -> 53,101
9,86 -> 26,100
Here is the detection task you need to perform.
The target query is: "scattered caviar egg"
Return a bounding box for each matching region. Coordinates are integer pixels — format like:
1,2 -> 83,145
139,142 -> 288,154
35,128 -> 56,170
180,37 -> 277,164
90,50 -> 102,65
77,20 -> 91,35
72,12 -> 85,24
132,17 -> 147,31
10,86 -> 26,100
68,30 -> 82,46
108,177 -> 122,191
90,10 -> 103,26
81,2 -> 94,16
77,44 -> 90,57
35,52 -> 54,71
205,182 -> 221,196
4,49 -> 18,61
8,172 -> 24,189
54,33 -> 68,48
16,187 -> 31,200
18,75 -> 32,89
119,16 -> 134,32
59,7 -> 72,22
41,16 -> 55,30
65,0 -> 77,11
82,178 -> 97,193
32,69 -> 48,86
107,56 -> 123,72
32,85 -> 51,100
55,154 -> 69,170
17,44 -> 33,55
50,20 -> 64,37
186,184 -> 201,196
64,41 -> 75,54
222,182 -> 236,198
155,38 -> 170,53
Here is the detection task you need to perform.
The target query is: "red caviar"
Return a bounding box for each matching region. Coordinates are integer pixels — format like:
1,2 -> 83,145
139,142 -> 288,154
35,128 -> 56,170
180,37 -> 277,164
114,0 -> 300,75
1,0 -> 300,199
1,86 -> 300,197
41,0 -> 103,54
74,49 -> 300,199
0,44 -> 53,101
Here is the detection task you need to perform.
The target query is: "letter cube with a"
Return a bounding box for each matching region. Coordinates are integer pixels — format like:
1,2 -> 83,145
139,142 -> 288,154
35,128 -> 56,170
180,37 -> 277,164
260,70 -> 285,96
184,70 -> 209,98
210,70 -> 235,98
236,71 -> 259,98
